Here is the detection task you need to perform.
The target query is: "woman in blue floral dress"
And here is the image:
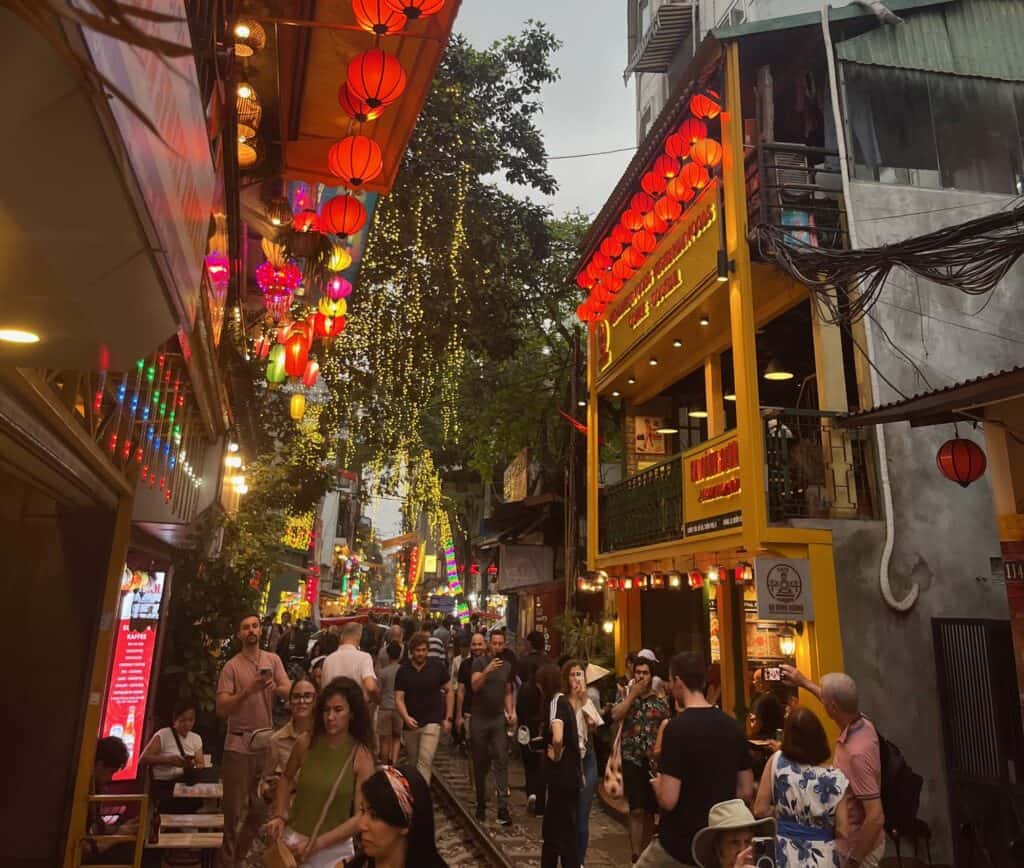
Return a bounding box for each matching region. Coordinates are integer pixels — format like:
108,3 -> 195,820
753,708 -> 849,867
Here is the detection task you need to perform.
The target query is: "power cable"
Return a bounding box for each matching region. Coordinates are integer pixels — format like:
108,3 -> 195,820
546,145 -> 637,161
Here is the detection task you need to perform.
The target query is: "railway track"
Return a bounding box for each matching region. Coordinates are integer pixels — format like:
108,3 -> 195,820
431,768 -> 515,868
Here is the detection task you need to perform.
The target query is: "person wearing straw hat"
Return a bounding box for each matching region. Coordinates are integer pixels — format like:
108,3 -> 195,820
691,800 -> 776,868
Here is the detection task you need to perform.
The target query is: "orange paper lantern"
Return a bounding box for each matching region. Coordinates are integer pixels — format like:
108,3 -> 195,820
691,138 -> 723,168
320,195 -> 367,237
690,91 -> 721,119
353,0 -> 408,34
632,230 -> 657,254
347,48 -> 406,109
665,132 -> 690,160
591,250 -> 612,271
643,209 -> 669,234
621,208 -> 644,231
654,195 -> 682,223
667,176 -> 697,203
384,0 -> 444,19
680,161 -> 711,190
600,237 -> 622,259
328,135 -> 383,188
652,154 -> 681,179
612,258 -> 635,281
623,245 -> 646,268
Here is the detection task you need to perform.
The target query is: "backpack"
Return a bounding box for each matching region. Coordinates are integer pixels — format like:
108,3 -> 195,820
875,725 -> 923,836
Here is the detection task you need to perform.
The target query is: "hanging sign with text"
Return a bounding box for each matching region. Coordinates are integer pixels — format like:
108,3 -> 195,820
595,181 -> 721,378
683,432 -> 743,537
755,557 -> 815,621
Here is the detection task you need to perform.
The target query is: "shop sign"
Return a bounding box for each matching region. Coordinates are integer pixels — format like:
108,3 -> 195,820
634,416 -> 668,455
497,544 -> 554,591
754,557 -> 815,621
100,568 -> 167,781
595,182 -> 720,375
429,594 -> 455,614
504,448 -> 530,502
534,588 -> 564,656
683,433 -> 743,537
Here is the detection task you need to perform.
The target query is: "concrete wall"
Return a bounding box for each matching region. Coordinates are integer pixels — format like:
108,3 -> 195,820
822,182 -> 1021,862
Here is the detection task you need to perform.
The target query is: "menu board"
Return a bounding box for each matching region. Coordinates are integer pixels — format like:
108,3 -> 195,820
100,568 -> 166,781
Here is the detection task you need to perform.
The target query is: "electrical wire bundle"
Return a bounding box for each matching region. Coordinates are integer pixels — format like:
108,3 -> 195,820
750,201 -> 1024,325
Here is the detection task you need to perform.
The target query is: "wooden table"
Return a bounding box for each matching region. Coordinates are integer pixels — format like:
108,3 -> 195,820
149,832 -> 223,848
160,814 -> 224,829
172,782 -> 223,799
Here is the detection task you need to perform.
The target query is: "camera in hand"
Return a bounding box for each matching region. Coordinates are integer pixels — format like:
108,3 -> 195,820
752,836 -> 776,868
763,666 -> 783,683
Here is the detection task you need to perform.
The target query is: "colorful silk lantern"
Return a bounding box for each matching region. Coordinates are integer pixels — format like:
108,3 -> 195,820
600,237 -> 622,259
631,192 -> 655,214
667,176 -> 697,203
936,438 -> 987,487
612,223 -> 633,245
338,83 -> 384,123
327,244 -> 353,272
293,210 -> 321,233
641,171 -> 667,196
621,208 -> 644,231
302,360 -> 320,388
681,161 -> 710,190
690,90 -> 721,119
256,261 -> 302,293
678,117 -> 708,145
328,135 -> 384,188
652,154 -> 681,179
320,195 -> 367,237
691,138 -> 723,168
319,296 -> 348,318
665,132 -> 690,160
654,195 -> 682,223
283,330 -> 310,377
353,0 -> 407,34
384,0 -> 444,18
324,275 -> 353,301
289,393 -> 307,421
267,344 -> 287,385
313,312 -> 335,340
632,229 -> 657,254
347,49 -> 407,109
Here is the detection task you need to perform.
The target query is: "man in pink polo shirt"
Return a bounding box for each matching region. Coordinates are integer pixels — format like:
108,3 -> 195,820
783,667 -> 886,868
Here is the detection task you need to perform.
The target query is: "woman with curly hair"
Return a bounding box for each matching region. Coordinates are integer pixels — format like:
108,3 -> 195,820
349,766 -> 447,867
264,676 -> 376,866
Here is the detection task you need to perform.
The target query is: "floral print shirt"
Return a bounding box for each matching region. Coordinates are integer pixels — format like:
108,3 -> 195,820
771,752 -> 849,867
621,692 -> 670,767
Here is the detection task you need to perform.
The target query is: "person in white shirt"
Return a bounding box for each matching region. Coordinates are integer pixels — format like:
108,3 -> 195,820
322,621 -> 380,703
139,700 -> 206,808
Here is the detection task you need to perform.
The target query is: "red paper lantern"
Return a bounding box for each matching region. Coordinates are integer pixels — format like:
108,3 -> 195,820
632,230 -> 657,254
604,274 -> 624,294
667,176 -> 697,203
576,270 -> 595,290
690,90 -> 721,119
347,48 -> 406,109
313,312 -> 334,340
691,138 -> 723,168
302,360 -> 320,388
612,223 -> 633,245
600,237 -> 622,259
681,161 -> 711,190
283,330 -> 310,378
612,258 -> 635,281
353,0 -> 408,34
338,83 -> 384,123
678,117 -> 708,145
320,194 -> 367,237
631,192 -> 655,214
594,283 -> 613,304
253,333 -> 271,359
643,209 -> 669,234
576,301 -> 592,322
641,171 -> 667,196
621,208 -> 644,231
654,195 -> 682,223
591,250 -> 612,271
384,0 -> 444,19
586,261 -> 604,282
327,135 -> 383,188
293,210 -> 321,233
653,154 -> 681,179
623,245 -> 646,268
665,132 -> 690,160
936,438 -> 987,487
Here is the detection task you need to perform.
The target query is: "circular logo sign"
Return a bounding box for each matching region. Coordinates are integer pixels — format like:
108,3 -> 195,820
765,563 -> 802,604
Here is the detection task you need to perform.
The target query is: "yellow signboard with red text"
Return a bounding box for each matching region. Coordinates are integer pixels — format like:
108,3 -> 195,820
595,181 -> 721,378
684,431 -> 742,537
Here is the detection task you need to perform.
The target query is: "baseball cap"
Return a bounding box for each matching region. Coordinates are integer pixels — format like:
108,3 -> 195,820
637,649 -> 659,663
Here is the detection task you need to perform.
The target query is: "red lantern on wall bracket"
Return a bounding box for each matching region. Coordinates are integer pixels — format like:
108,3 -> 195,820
347,48 -> 407,108
320,194 -> 367,237
338,83 -> 384,123
936,438 -> 987,487
328,135 -> 383,188
353,0 -> 408,34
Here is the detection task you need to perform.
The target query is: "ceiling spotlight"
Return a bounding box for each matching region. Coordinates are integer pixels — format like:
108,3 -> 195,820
611,390 -> 621,398
0,328 -> 40,344
228,442 -> 240,453
649,357 -> 659,366
672,338 -> 683,348
689,409 -> 709,419
656,426 -> 679,434
724,393 -> 736,402
577,399 -> 587,407
764,359 -> 795,381
699,314 -> 710,327
716,250 -> 735,283
236,80 -> 255,100
627,376 -> 636,385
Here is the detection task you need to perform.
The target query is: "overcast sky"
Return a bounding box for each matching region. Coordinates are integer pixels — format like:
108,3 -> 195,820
454,0 -> 638,218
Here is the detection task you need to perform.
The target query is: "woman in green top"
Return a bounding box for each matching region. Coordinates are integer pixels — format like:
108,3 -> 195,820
265,676 -> 375,866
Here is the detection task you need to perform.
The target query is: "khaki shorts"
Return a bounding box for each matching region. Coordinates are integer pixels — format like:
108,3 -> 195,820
377,708 -> 403,738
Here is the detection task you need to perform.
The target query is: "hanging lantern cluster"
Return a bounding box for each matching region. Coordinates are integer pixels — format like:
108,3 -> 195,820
599,560 -> 750,592
576,87 -> 722,323
256,260 -> 302,321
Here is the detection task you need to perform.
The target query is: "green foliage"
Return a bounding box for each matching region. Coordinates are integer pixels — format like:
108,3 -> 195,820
555,608 -> 614,667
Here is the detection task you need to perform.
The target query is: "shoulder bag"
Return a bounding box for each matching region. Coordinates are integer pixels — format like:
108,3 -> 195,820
263,741 -> 357,868
602,720 -> 624,800
170,729 -> 200,786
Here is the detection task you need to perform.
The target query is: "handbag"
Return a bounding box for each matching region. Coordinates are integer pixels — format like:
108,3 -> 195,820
264,743 -> 356,868
602,721 -> 624,800
170,728 -> 199,786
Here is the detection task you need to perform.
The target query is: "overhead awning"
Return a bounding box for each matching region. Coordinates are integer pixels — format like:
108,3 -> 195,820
839,366 -> 1024,428
624,0 -> 697,78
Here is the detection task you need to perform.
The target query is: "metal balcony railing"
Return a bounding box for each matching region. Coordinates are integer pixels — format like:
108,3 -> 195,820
746,142 -> 849,252
763,409 -> 880,523
599,454 -> 684,553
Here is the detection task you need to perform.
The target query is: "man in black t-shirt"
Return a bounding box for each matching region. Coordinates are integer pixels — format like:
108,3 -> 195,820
636,652 -> 754,868
395,632 -> 453,783
470,630 -> 516,824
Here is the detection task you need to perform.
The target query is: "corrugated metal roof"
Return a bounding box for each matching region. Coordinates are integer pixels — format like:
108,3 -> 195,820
837,0 -> 1024,82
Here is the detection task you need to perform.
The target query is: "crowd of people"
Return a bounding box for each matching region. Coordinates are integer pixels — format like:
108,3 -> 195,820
87,608 -> 889,868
